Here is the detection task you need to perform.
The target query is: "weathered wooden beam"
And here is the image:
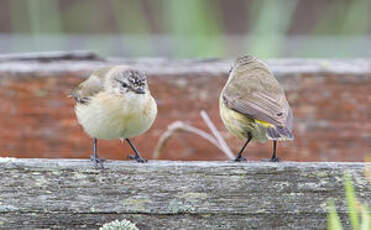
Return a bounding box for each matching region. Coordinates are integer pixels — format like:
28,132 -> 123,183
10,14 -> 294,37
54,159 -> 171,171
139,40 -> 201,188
0,158 -> 369,229
0,50 -> 371,77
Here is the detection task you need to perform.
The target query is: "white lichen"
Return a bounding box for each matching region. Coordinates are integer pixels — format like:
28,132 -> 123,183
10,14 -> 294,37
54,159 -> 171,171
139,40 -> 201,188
99,219 -> 138,230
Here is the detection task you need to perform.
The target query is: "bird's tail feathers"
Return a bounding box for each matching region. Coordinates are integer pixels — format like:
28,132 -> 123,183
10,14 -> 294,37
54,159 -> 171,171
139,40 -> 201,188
266,126 -> 293,141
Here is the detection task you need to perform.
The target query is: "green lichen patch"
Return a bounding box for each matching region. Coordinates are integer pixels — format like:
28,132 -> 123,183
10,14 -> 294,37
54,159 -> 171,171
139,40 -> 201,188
122,197 -> 153,213
168,199 -> 195,213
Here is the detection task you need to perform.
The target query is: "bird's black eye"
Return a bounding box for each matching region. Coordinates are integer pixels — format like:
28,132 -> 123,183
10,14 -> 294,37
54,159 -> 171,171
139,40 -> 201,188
121,82 -> 128,88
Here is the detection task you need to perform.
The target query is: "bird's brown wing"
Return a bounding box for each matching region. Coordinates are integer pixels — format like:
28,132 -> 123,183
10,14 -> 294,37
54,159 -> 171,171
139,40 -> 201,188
70,67 -> 111,104
223,62 -> 292,128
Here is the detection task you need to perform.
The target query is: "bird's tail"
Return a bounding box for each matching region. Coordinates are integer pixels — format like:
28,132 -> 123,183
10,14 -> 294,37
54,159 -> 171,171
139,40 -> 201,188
266,126 -> 294,141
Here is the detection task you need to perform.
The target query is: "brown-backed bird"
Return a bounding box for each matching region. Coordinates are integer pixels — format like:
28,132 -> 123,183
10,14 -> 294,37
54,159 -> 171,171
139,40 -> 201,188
219,55 -> 293,162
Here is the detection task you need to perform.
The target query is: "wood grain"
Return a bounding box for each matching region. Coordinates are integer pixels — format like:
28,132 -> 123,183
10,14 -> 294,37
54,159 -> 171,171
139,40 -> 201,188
0,158 -> 370,229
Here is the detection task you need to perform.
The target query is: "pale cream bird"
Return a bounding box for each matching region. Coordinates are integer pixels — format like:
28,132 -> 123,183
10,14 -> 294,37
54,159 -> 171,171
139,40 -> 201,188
220,55 -> 293,162
71,65 -> 157,167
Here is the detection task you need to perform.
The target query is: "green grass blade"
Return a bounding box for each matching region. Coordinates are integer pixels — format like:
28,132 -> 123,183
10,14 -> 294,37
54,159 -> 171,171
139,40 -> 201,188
163,0 -> 224,58
359,205 -> 370,230
328,200 -> 343,230
26,0 -> 62,34
246,0 -> 298,58
344,172 -> 360,230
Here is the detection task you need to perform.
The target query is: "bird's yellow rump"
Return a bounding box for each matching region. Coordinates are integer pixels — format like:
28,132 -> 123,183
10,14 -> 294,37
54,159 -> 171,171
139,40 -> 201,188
219,55 -> 293,162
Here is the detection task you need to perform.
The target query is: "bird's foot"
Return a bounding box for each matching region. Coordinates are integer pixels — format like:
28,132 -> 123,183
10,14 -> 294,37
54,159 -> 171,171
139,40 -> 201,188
128,154 -> 147,163
233,155 -> 247,162
270,156 -> 280,162
90,155 -> 106,168
261,156 -> 280,162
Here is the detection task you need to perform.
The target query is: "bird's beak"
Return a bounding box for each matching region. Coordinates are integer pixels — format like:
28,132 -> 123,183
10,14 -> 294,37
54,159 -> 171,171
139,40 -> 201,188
134,87 -> 145,94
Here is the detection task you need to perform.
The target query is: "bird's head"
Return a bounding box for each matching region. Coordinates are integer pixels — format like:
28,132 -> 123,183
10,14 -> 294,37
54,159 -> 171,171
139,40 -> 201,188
228,55 -> 271,78
108,66 -> 148,95
230,55 -> 257,73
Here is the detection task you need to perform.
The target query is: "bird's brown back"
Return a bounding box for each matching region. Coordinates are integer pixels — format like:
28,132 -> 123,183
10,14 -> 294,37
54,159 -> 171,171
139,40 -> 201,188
223,56 -> 291,128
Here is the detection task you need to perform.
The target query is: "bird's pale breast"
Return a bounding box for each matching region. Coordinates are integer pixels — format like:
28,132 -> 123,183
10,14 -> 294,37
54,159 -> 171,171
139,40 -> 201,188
75,92 -> 157,140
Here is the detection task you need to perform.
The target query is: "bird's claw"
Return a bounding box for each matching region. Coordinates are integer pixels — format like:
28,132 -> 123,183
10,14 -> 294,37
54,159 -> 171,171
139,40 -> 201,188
233,155 -> 247,162
261,156 -> 280,162
270,156 -> 280,162
90,155 -> 106,168
128,155 -> 147,163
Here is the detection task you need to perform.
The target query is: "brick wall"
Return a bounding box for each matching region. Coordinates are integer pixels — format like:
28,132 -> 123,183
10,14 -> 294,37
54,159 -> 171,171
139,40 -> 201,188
0,53 -> 370,161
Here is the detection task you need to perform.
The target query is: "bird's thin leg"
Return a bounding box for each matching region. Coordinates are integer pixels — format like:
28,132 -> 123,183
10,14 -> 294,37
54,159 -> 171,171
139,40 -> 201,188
126,138 -> 147,163
234,133 -> 252,162
270,140 -> 280,162
90,138 -> 105,168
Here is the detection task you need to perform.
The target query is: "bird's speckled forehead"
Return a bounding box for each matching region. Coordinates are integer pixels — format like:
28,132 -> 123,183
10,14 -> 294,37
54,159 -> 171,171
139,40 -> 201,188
110,65 -> 147,85
124,70 -> 146,85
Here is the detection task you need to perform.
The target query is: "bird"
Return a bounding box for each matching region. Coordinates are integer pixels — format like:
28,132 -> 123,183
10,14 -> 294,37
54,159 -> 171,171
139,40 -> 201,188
219,55 -> 293,162
71,65 -> 157,167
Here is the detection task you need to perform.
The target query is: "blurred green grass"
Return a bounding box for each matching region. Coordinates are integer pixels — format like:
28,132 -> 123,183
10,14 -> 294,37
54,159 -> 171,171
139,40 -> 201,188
2,0 -> 370,58
327,173 -> 370,230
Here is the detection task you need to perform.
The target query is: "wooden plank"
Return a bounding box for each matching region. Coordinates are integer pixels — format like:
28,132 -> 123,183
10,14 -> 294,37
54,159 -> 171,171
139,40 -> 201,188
0,158 -> 369,229
0,51 -> 371,77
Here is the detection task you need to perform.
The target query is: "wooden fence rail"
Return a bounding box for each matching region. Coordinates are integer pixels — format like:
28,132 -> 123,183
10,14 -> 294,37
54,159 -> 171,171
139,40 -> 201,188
0,158 -> 370,229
